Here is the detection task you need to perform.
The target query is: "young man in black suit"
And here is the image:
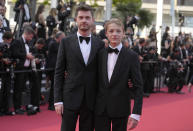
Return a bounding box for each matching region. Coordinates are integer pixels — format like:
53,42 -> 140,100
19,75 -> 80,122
95,18 -> 143,131
54,4 -> 104,131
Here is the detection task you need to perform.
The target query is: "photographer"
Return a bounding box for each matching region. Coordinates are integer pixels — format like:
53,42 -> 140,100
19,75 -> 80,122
0,15 -> 7,43
142,45 -> 159,93
46,8 -> 58,37
14,0 -> 31,26
166,48 -> 185,94
11,26 -> 35,115
46,31 -> 65,110
0,31 -> 15,116
0,4 -> 10,31
126,15 -> 139,34
57,3 -> 71,33
24,38 -> 47,115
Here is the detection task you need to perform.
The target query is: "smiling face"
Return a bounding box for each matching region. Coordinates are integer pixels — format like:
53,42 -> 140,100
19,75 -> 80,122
105,23 -> 124,47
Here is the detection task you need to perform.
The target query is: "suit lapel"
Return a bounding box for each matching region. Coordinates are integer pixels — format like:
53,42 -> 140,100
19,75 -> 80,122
109,47 -> 126,85
87,36 -> 98,65
71,34 -> 85,66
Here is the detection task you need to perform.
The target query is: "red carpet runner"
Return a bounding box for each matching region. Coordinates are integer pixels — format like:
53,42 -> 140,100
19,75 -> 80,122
1,87 -> 193,131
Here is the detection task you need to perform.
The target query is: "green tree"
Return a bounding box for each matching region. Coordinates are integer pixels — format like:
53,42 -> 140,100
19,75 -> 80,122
113,0 -> 141,6
113,0 -> 153,30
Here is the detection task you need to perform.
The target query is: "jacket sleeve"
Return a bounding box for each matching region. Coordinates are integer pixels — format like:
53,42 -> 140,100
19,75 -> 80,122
54,38 -> 66,103
130,52 -> 143,115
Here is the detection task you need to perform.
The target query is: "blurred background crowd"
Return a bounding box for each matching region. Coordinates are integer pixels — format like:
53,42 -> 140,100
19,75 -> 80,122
0,0 -> 193,117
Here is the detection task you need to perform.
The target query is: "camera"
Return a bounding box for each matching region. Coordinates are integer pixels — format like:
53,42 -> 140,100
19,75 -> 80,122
0,44 -> 8,54
19,0 -> 27,4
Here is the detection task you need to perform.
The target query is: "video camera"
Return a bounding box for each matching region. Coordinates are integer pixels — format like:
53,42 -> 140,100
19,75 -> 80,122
0,44 -> 8,53
18,0 -> 27,4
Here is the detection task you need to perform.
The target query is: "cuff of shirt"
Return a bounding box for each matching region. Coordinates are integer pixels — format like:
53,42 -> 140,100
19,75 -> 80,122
130,114 -> 141,121
54,102 -> 63,106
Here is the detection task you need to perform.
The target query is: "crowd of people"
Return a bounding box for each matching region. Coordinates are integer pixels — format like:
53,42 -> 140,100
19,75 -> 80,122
0,2 -> 192,131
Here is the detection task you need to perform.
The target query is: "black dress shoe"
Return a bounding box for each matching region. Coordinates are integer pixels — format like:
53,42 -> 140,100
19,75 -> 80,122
4,111 -> 15,116
0,112 -> 5,116
176,91 -> 185,94
48,106 -> 55,111
15,109 -> 25,115
33,106 -> 40,112
143,93 -> 150,97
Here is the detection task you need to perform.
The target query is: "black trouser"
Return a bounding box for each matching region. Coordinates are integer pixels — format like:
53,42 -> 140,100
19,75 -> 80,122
0,72 -> 11,112
95,113 -> 128,131
28,71 -> 41,107
14,70 -> 24,110
48,71 -> 54,107
61,95 -> 94,131
13,67 -> 40,109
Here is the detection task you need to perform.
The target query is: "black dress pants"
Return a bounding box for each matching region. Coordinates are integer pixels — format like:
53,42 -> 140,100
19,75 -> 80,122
61,96 -> 94,131
95,114 -> 128,131
0,73 -> 11,112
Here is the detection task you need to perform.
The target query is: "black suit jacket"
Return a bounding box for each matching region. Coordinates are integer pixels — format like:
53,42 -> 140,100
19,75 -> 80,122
46,40 -> 59,69
95,46 -> 143,117
10,38 -> 27,69
54,34 -> 104,110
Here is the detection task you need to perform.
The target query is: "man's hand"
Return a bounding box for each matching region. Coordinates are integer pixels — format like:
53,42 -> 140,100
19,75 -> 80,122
26,53 -> 34,60
127,117 -> 138,130
55,104 -> 63,116
3,58 -> 11,65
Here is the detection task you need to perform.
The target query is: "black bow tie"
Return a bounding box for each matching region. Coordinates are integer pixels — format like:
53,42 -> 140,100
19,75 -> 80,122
79,36 -> 90,44
107,47 -> 119,54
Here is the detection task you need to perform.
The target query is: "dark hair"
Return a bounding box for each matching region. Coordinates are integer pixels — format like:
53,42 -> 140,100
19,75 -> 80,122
3,31 -> 13,40
23,26 -> 35,36
139,38 -> 145,44
75,4 -> 93,17
55,31 -> 64,39
36,38 -> 45,45
35,4 -> 45,22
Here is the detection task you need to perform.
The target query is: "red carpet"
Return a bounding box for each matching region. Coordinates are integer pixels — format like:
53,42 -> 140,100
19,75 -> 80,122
1,87 -> 193,131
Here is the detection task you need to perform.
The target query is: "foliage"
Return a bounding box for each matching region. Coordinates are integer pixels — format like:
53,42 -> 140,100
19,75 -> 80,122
138,9 -> 154,28
43,0 -> 49,5
113,1 -> 154,29
113,0 -> 142,6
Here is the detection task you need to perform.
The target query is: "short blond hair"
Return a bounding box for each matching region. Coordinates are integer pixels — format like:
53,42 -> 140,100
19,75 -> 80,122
104,18 -> 124,33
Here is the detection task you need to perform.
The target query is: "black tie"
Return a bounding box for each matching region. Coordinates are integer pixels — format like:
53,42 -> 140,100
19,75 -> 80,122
79,36 -> 90,44
107,47 -> 119,54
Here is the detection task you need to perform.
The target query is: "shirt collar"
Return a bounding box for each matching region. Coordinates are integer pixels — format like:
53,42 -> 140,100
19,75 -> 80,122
109,43 -> 122,52
77,32 -> 91,38
22,35 -> 26,44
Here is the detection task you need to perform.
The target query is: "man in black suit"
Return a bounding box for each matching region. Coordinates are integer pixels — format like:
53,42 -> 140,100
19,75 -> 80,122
11,26 -> 35,114
46,31 -> 65,110
95,18 -> 143,131
54,4 -> 104,131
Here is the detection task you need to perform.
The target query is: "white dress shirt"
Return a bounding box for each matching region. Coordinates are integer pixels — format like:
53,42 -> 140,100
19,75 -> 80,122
77,32 -> 91,65
107,43 -> 141,121
22,36 -> 30,67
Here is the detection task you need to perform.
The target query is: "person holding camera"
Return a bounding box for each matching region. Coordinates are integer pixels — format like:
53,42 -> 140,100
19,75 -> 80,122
0,31 -> 15,116
11,26 -> 35,114
35,4 -> 46,39
57,4 -> 71,33
46,31 -> 65,111
46,8 -> 58,37
23,38 -> 47,115
166,48 -> 185,94
0,4 -> 10,31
